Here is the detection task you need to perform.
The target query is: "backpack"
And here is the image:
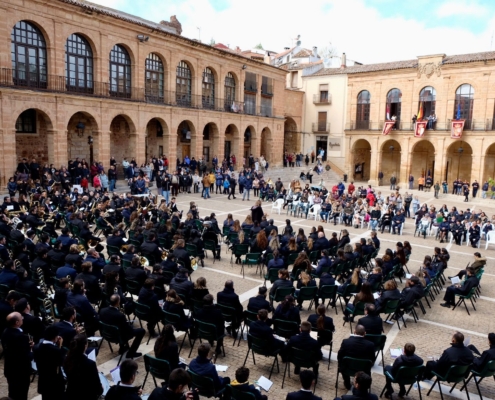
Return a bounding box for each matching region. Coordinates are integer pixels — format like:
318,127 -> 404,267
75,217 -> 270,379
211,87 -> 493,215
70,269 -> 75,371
171,175 -> 178,184
223,180 -> 230,189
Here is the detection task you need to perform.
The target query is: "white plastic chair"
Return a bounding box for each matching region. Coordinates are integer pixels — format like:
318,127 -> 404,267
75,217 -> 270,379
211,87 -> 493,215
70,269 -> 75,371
485,231 -> 495,249
307,204 -> 321,220
271,199 -> 284,215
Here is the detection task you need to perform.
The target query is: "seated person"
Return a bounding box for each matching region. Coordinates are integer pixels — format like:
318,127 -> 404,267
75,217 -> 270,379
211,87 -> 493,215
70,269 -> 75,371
375,279 -> 401,313
286,321 -> 322,374
269,269 -> 293,305
295,271 -> 317,308
148,368 -> 192,400
307,304 -> 335,347
247,286 -> 272,313
467,332 -> 495,373
356,303 -> 383,335
163,289 -> 191,332
248,309 -> 285,351
217,280 -> 243,336
105,359 -> 141,400
423,331 -> 474,380
392,210 -> 405,234
195,294 -> 225,355
384,343 -> 423,398
441,266 -> 479,308
335,371 -> 378,400
154,324 -> 186,370
274,295 -> 301,333
366,266 -> 383,290
286,370 -> 320,400
99,294 -> 145,358
170,268 -> 194,298
267,250 -> 284,270
189,343 -> 230,392
231,367 -> 267,400
137,278 -> 162,337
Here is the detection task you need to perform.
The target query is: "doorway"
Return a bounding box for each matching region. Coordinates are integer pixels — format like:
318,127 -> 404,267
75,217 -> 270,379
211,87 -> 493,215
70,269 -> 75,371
224,141 -> 231,160
316,137 -> 328,161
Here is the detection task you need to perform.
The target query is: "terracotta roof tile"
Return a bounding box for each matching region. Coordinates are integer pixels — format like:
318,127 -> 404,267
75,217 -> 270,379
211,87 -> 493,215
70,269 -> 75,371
443,51 -> 495,64
274,47 -> 295,59
293,49 -> 313,58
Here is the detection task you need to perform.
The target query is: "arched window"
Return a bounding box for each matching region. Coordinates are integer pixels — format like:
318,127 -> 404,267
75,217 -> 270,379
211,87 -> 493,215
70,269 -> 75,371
11,21 -> 47,88
202,67 -> 215,110
454,84 -> 474,129
224,72 -> 236,111
66,34 -> 93,93
176,61 -> 191,107
109,45 -> 131,98
386,88 -> 402,128
145,53 -> 164,103
418,86 -> 436,129
356,90 -> 370,129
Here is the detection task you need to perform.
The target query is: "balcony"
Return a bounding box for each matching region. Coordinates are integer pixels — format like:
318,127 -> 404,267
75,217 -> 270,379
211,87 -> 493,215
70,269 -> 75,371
244,80 -> 258,93
0,68 -> 277,117
312,122 -> 330,133
259,104 -> 272,118
313,93 -> 332,105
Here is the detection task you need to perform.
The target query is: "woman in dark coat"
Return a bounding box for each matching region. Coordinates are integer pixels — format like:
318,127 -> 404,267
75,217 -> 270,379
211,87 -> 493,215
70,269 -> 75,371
251,199 -> 264,224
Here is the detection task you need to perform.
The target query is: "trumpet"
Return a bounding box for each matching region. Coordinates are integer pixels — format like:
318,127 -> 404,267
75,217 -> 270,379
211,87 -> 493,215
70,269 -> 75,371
42,297 -> 55,324
74,321 -> 86,334
161,249 -> 169,260
140,256 -> 149,268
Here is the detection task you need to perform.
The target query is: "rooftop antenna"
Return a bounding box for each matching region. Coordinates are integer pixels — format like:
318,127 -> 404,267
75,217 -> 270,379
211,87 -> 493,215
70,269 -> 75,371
197,27 -> 201,42
491,31 -> 494,50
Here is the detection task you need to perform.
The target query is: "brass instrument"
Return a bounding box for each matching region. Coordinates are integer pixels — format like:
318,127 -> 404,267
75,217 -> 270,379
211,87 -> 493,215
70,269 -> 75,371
121,244 -> 129,255
191,256 -> 198,271
74,321 -> 86,334
77,244 -> 86,256
66,275 -> 74,290
140,256 -> 149,268
42,297 -> 55,324
161,249 -> 169,260
37,267 -> 49,294
88,239 -> 98,249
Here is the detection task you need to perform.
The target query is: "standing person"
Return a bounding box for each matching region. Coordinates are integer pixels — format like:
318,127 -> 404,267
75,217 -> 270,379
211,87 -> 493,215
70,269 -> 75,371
311,150 -> 315,164
418,176 -> 424,191
1,312 -> 33,400
305,154 -> 310,166
408,174 -> 414,190
243,175 -> 252,201
463,183 -> 470,202
434,182 -> 440,199
162,175 -> 171,204
202,173 -> 211,199
472,180 -> 479,198
482,181 -> 489,198
108,165 -> 117,192
390,175 -> 396,190
228,173 -> 237,200
33,325 -> 66,400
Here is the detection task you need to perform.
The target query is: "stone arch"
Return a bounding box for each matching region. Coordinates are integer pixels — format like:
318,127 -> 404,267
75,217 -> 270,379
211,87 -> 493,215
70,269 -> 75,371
351,139 -> 372,181
11,19 -> 52,49
243,125 -> 256,160
410,140 -> 435,181
176,120 -> 196,163
14,108 -> 52,166
146,117 -> 169,160
67,31 -> 98,59
445,140 -> 473,183
109,114 -> 137,164
260,127 -> 272,164
67,111 -> 99,165
202,122 -> 219,164
484,143 -> 495,183
380,139 -> 401,183
224,123 -> 239,161
284,117 -> 299,154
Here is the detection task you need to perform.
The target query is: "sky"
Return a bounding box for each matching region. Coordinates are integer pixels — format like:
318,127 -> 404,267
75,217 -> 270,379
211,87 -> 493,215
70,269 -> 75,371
90,0 -> 495,64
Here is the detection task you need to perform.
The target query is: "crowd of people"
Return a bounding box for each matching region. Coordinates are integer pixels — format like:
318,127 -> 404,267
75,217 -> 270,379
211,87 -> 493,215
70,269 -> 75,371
0,154 -> 493,400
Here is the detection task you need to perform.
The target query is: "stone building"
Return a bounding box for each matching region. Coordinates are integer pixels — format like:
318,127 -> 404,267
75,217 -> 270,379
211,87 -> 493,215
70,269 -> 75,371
0,0 -> 298,185
339,52 -> 495,186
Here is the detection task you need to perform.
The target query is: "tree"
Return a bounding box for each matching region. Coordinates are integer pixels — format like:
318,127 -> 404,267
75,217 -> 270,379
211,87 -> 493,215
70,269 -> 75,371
254,43 -> 264,50
318,43 -> 337,60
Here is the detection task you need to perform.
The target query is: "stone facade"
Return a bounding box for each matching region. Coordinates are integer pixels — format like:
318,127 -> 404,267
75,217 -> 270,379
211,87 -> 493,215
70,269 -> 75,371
0,0 -> 296,184
338,53 -> 495,186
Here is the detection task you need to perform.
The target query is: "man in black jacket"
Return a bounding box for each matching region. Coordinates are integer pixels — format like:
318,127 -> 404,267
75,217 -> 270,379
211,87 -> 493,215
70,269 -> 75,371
107,229 -> 126,249
137,279 -> 162,337
264,219 -> 278,236
217,280 -> 243,335
249,309 -> 284,350
357,303 -> 383,335
172,239 -> 192,272
170,268 -> 194,297
313,232 -> 330,252
52,306 -> 80,345
384,342 -> 423,398
441,266 -> 479,308
469,332 -> 495,372
33,325 -> 66,400
140,233 -> 162,262
228,174 -> 237,199
287,321 -> 322,374
100,294 -> 145,358
335,371 -> 378,400
195,294 -> 225,355
286,370 -> 321,400
423,331 -> 474,380
148,368 -> 193,400
1,312 -> 33,400
105,359 -> 142,400
0,291 -> 20,334
337,325 -> 375,389
248,286 -> 272,313
15,298 -> 45,344
125,256 -> 148,286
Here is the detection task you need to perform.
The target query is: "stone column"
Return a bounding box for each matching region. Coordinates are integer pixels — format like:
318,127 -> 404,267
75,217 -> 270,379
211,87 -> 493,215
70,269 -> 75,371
46,129 -> 68,168
436,138 -> 446,183
471,137 -> 484,183
98,131 -> 110,169
163,132 -> 177,167
2,130 -> 17,186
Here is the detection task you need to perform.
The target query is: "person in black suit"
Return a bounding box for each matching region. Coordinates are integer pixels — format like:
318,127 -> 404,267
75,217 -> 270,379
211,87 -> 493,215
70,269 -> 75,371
313,232 -> 330,252
100,294 -> 145,358
0,235 -> 11,262
249,309 -> 285,351
286,321 -> 322,374
33,325 -> 66,400
0,291 -> 20,333
15,298 -> 45,344
125,256 -> 148,286
66,279 -> 99,336
423,331 -> 474,380
383,342 -> 423,398
248,286 -> 272,313
148,368 -> 194,400
357,303 -> 383,335
217,280 -> 243,335
194,294 -> 225,355
0,259 -> 19,288
106,229 -> 126,249
170,268 -> 194,297
172,239 -> 192,272
15,267 -> 46,302
337,325 -> 376,389
105,359 -> 142,400
10,222 -> 25,244
140,233 -> 163,262
75,261 -> 102,304
1,312 -> 33,400
441,266 -> 479,308
231,366 -> 267,400
103,254 -> 125,281
307,304 -> 335,347
162,289 -> 192,332
23,229 -> 37,256
286,370 -> 321,400
468,332 -> 495,372
64,334 -> 103,400
335,371 -> 378,400
48,240 -> 66,268
269,269 -> 294,304
137,279 -> 162,337
52,306 -> 81,345
264,219 -> 278,237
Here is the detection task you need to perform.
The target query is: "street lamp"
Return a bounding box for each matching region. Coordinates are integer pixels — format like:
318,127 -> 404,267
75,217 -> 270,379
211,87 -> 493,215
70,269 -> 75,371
76,122 -> 85,137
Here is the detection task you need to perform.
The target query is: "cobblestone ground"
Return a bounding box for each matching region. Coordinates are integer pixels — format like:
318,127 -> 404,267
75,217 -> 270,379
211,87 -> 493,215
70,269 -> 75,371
3,178 -> 495,400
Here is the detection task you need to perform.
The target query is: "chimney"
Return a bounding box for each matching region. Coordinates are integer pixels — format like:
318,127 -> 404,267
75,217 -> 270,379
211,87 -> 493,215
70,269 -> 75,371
341,52 -> 347,68
284,47 -> 290,50
312,46 -> 318,58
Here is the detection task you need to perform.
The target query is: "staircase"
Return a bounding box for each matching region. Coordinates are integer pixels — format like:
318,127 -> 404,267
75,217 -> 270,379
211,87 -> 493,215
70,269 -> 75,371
262,164 -> 343,188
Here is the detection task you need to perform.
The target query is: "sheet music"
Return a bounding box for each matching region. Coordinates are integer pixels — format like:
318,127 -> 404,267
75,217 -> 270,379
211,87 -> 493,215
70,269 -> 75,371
257,376 -> 273,392
99,372 -> 111,396
110,366 -> 120,384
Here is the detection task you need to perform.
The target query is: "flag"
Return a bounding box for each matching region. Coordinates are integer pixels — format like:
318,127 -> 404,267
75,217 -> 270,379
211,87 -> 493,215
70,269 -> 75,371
417,101 -> 424,121
456,103 -> 461,120
386,104 -> 390,120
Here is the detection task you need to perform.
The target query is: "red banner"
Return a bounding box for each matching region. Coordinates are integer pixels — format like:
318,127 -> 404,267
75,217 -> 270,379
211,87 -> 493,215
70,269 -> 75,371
451,119 -> 465,139
382,121 -> 395,135
414,120 -> 427,137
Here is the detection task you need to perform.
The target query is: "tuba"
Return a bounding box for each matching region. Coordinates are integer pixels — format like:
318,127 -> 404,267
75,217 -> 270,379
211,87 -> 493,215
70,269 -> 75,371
42,297 -> 55,324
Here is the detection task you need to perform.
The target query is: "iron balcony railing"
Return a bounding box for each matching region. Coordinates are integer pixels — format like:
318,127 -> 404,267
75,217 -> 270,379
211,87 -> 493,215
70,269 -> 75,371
0,68 -> 279,117
312,122 -> 330,133
261,83 -> 273,96
313,93 -> 332,105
